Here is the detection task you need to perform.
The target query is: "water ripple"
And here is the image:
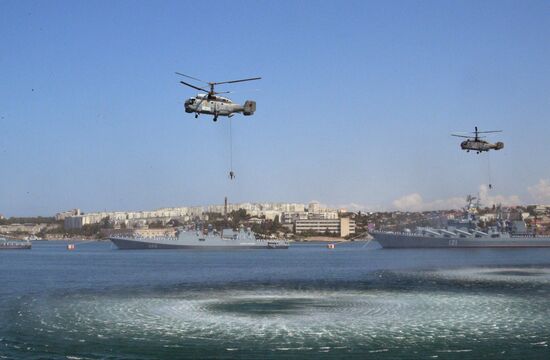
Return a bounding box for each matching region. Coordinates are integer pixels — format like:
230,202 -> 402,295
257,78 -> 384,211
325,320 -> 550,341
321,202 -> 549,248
5,267 -> 550,358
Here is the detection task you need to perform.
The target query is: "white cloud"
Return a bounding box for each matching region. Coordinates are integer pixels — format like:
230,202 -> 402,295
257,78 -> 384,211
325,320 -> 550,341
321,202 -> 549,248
528,179 -> 550,204
332,202 -> 388,213
424,196 -> 467,211
392,193 -> 424,211
478,184 -> 520,207
392,193 -> 464,212
392,185 -> 520,211
335,202 -> 365,211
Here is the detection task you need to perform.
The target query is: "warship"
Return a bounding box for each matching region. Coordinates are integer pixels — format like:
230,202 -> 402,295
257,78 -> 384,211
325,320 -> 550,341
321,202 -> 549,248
0,237 -> 32,250
110,225 -> 288,250
372,196 -> 550,249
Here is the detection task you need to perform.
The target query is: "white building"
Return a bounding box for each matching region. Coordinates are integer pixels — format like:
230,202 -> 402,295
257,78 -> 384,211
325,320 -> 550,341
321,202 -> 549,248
308,201 -> 321,214
62,201 -> 336,230
55,209 -> 81,221
479,213 -> 496,222
295,218 -> 356,237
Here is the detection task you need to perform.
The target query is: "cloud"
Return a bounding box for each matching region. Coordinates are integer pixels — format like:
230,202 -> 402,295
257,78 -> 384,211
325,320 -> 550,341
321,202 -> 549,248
331,202 -> 388,213
478,184 -> 520,207
334,203 -> 363,211
392,193 -> 424,211
424,196 -> 467,211
336,202 -> 372,211
528,179 -> 550,204
392,185 -> 520,211
392,193 -> 464,212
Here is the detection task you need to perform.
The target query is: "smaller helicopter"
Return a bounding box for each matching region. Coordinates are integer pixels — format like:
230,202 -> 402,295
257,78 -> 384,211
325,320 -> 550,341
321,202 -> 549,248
452,126 -> 504,154
176,72 -> 261,122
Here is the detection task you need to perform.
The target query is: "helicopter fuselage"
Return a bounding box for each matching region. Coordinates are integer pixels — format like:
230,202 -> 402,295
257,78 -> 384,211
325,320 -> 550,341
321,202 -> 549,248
184,94 -> 256,120
176,73 -> 260,121
460,139 -> 504,153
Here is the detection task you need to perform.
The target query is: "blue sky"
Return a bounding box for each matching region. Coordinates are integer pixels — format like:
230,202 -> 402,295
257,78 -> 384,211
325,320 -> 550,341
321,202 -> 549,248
1,0 -> 550,216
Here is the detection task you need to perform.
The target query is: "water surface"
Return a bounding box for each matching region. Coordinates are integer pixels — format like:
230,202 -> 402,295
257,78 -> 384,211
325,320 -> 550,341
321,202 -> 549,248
1,241 -> 550,359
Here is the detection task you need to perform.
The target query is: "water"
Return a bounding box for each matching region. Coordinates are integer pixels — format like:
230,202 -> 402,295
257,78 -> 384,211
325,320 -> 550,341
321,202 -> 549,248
2,241 -> 550,359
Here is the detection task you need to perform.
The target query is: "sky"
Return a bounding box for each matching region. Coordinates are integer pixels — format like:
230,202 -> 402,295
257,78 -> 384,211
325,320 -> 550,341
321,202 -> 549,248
1,0 -> 550,216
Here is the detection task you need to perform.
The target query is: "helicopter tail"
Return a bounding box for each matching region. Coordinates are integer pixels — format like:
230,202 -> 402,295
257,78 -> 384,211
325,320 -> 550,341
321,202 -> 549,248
494,142 -> 504,150
243,100 -> 256,116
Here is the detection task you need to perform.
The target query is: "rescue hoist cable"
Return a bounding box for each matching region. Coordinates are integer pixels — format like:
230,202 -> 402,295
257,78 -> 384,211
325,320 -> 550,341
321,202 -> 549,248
228,117 -> 235,180
487,151 -> 493,190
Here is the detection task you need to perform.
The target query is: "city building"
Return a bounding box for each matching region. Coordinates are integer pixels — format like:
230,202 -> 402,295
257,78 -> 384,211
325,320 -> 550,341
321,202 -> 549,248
295,218 -> 356,237
479,213 -> 496,222
0,223 -> 58,235
281,211 -> 308,224
61,201 -> 341,230
55,209 -> 81,221
308,201 -> 321,214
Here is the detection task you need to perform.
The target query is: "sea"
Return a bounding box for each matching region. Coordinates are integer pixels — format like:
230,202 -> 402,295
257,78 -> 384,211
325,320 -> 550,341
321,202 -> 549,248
1,241 -> 550,359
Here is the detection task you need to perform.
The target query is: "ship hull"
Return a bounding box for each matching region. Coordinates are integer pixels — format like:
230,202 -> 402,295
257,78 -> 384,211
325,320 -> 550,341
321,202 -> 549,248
110,237 -> 288,250
373,232 -> 550,249
0,243 -> 32,250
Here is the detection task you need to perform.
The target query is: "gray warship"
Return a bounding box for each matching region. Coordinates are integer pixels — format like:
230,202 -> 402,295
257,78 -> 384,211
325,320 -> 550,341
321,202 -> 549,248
110,226 -> 288,250
0,237 -> 32,250
372,196 -> 550,249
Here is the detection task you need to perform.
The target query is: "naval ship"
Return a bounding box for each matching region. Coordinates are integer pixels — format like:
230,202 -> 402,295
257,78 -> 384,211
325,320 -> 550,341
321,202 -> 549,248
0,237 -> 32,250
372,196 -> 550,249
110,226 -> 288,250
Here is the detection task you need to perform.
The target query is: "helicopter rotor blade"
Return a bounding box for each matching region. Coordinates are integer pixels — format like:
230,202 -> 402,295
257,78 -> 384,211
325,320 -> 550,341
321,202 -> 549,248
231,88 -> 261,93
175,72 -> 209,84
212,77 -> 262,86
179,81 -> 209,93
214,89 -> 260,95
452,134 -> 473,138
476,130 -> 503,134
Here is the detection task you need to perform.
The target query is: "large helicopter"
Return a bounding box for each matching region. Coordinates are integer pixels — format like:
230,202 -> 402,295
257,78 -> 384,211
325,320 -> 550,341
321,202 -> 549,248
452,126 -> 504,154
176,72 -> 261,122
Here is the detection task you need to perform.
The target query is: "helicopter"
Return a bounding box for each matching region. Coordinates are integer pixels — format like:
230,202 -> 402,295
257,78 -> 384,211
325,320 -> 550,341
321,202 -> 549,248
176,72 -> 261,122
451,126 -> 504,154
